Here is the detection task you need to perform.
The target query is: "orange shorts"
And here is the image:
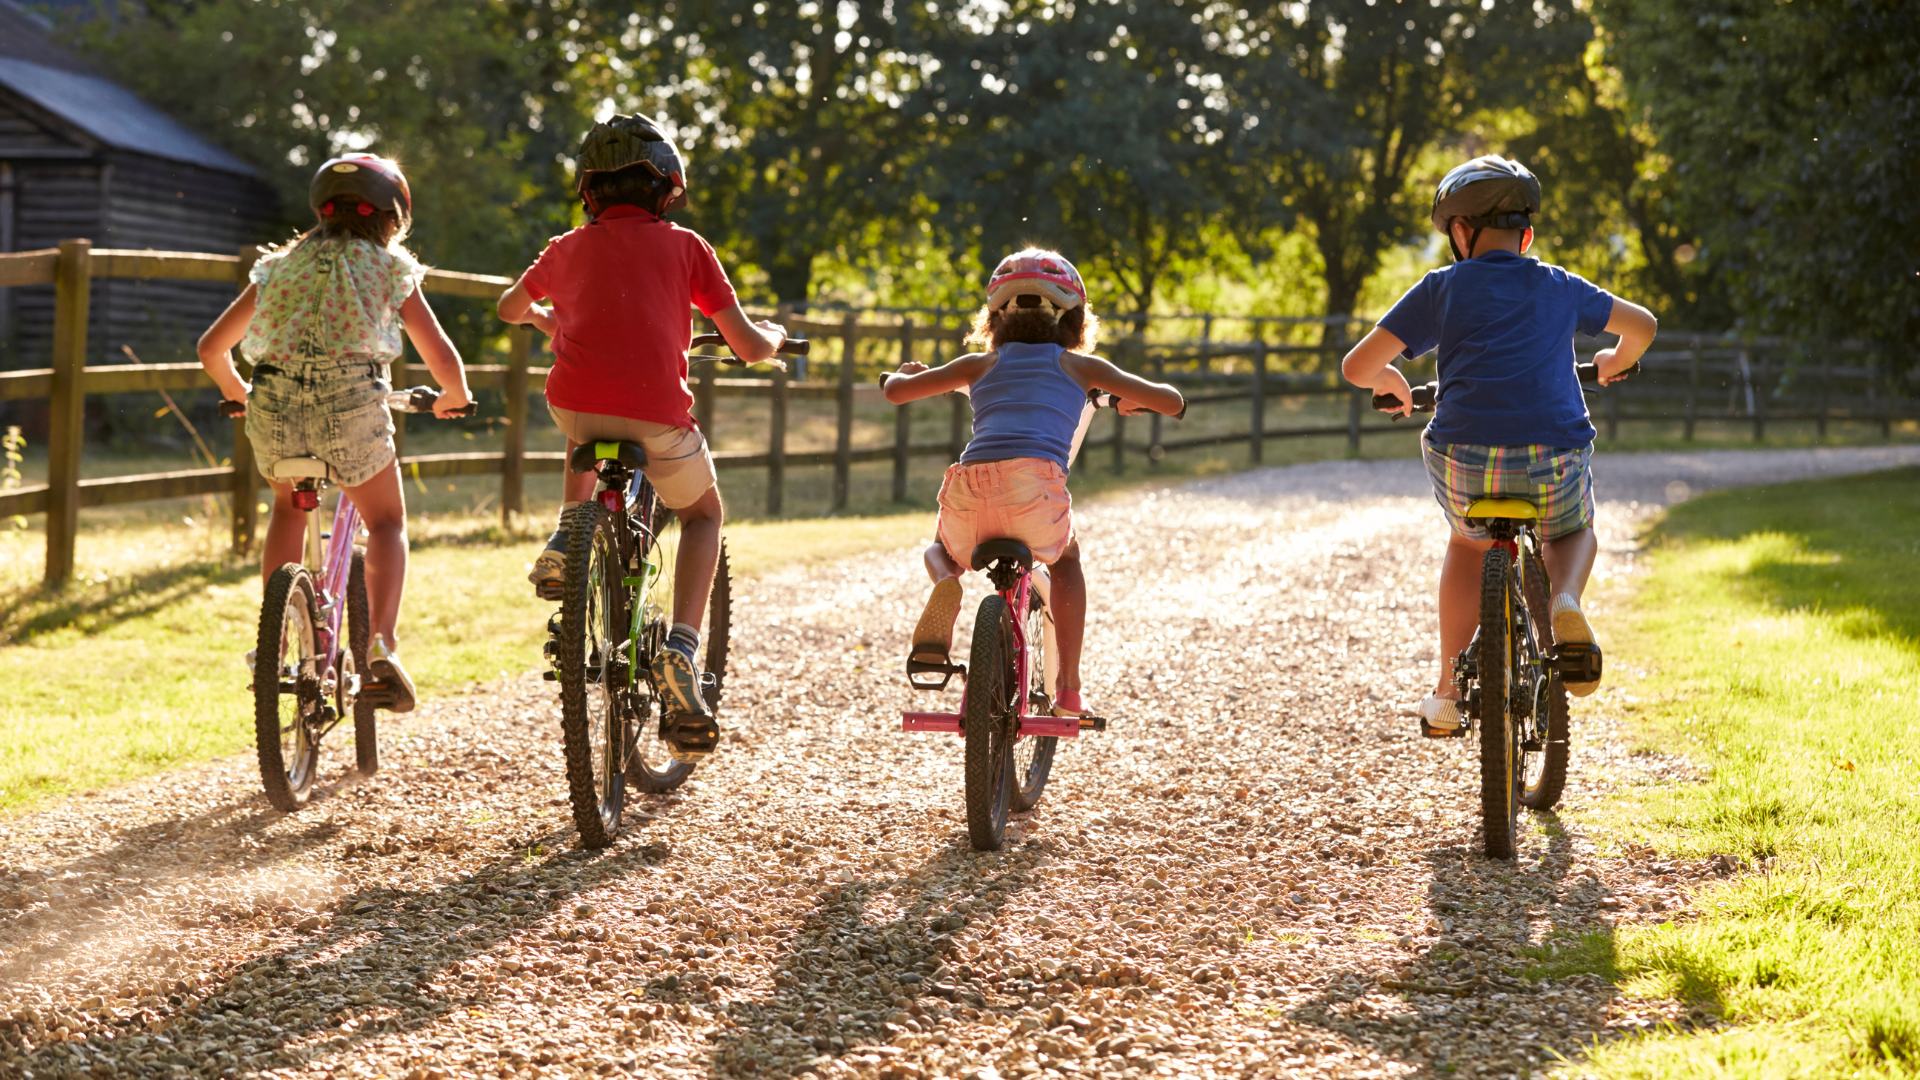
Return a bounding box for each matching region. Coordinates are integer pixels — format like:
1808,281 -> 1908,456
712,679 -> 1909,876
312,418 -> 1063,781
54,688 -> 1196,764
935,458 -> 1074,569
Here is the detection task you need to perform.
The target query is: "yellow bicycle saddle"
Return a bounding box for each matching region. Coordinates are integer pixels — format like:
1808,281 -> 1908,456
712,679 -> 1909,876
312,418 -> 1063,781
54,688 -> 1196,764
1465,498 -> 1539,520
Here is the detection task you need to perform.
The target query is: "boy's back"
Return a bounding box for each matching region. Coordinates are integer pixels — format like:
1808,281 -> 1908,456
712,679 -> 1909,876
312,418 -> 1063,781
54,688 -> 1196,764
1380,251 -> 1614,448
524,206 -> 737,427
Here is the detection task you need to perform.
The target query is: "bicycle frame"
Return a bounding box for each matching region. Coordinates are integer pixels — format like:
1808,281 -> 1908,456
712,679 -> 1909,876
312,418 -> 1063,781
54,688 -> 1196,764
296,483 -> 360,685
902,565 -> 1084,740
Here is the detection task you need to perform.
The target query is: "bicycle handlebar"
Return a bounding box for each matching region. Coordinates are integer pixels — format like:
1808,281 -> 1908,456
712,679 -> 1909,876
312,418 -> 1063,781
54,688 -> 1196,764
1371,360 -> 1641,416
1086,388 -> 1189,421
688,332 -> 810,373
217,386 -> 475,419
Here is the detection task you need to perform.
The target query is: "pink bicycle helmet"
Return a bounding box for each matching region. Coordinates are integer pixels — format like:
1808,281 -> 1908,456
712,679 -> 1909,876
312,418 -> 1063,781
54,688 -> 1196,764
309,153 -> 412,221
986,248 -> 1086,312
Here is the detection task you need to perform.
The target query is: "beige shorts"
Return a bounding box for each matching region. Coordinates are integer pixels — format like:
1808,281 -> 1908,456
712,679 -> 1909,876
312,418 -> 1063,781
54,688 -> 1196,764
547,404 -> 717,510
936,457 -> 1075,569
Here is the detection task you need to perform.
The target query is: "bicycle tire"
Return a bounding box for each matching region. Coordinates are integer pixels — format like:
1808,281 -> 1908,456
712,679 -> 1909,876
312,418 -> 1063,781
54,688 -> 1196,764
1477,546 -> 1519,859
347,550 -> 377,776
626,501 -> 731,793
256,564 -> 322,812
557,501 -> 625,848
964,593 -> 1016,851
1010,592 -> 1056,812
1519,548 -> 1569,810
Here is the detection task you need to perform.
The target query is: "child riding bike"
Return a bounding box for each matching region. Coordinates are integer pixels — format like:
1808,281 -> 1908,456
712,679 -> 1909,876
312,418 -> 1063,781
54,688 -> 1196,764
1339,155 -> 1657,733
496,112 -> 784,756
198,153 -> 473,713
880,248 -> 1185,718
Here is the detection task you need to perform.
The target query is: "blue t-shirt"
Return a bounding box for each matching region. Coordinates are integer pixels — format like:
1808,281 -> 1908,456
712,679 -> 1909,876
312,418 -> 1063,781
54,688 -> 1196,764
960,342 -> 1087,471
1378,251 -> 1615,448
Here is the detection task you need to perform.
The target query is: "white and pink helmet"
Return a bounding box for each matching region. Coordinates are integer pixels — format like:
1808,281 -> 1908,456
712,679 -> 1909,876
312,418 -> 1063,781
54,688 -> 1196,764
986,248 -> 1087,313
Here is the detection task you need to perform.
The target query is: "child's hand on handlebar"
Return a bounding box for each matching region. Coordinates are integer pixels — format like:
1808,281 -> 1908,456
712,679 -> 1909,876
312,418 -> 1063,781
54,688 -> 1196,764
1593,347 -> 1635,386
526,305 -> 557,338
432,386 -> 474,419
754,318 -> 787,346
895,361 -> 929,377
1371,366 -> 1414,417
1115,398 -> 1153,416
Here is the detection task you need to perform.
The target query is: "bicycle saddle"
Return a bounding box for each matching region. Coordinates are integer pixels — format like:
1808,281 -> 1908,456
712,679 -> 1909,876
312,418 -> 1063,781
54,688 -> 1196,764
264,456 -> 332,483
1465,498 -> 1539,520
568,440 -> 649,474
970,538 -> 1033,572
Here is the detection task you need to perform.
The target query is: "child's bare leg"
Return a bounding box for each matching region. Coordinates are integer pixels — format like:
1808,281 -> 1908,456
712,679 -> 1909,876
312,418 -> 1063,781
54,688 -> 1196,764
1542,526 -> 1597,602
261,481 -> 306,584
923,541 -> 963,583
1435,531 -> 1494,697
561,440 -> 597,505
1049,539 -> 1085,697
343,460 -> 408,646
669,486 -> 723,632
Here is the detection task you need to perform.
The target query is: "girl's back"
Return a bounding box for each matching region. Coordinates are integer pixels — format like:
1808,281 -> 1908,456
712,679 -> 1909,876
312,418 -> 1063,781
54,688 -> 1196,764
961,342 -> 1087,471
244,237 -> 423,363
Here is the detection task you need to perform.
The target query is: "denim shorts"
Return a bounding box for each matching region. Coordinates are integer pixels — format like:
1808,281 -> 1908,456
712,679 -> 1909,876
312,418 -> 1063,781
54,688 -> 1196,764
1421,431 -> 1595,541
246,360 -> 396,488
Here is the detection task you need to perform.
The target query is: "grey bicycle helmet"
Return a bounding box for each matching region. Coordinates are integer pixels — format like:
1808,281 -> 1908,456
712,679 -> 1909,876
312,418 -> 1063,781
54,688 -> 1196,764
309,153 -> 412,222
1431,155 -> 1540,260
575,112 -> 686,209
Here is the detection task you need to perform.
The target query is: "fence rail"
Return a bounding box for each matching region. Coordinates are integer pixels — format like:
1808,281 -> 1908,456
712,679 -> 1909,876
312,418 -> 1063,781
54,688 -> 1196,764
1,240 -> 1914,588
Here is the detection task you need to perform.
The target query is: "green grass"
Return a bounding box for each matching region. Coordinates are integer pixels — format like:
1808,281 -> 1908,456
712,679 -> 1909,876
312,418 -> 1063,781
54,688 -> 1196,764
1546,467 -> 1920,1078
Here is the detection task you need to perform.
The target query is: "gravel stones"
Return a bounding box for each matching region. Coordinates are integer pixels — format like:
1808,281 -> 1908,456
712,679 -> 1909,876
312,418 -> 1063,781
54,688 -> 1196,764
2,447 -> 1914,1077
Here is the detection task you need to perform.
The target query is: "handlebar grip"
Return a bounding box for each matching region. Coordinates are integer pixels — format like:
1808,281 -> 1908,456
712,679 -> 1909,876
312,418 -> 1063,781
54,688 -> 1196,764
778,336 -> 810,357
218,399 -> 245,419
386,387 -> 475,417
1373,383 -> 1438,416
1578,360 -> 1640,384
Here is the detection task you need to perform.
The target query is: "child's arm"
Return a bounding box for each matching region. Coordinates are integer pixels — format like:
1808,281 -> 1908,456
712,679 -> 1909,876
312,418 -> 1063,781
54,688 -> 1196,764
1064,353 -> 1185,416
496,274 -> 557,338
400,291 -> 473,418
710,303 -> 786,365
1340,327 -> 1416,417
882,353 -> 990,404
1595,298 -> 1658,385
197,285 -> 258,407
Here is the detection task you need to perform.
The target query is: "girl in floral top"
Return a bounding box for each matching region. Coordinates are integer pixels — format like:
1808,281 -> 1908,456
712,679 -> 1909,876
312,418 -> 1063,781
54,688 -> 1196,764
198,153 -> 471,712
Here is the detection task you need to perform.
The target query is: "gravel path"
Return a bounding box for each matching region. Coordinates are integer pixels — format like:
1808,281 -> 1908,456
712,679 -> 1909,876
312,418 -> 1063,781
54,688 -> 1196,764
3,446 -> 1915,1078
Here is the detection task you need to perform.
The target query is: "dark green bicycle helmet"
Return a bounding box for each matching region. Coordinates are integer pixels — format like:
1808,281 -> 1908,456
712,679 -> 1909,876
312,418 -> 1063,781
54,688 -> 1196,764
1431,155 -> 1540,261
575,113 -> 686,211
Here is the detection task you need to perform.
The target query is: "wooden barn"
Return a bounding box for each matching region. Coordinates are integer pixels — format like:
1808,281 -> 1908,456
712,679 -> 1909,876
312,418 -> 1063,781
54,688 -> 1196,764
0,0 -> 278,379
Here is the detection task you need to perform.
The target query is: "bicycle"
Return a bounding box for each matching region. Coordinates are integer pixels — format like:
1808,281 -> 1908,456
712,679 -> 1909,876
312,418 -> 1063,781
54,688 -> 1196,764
1374,360 -> 1629,858
903,388 -> 1173,851
544,331 -> 809,849
222,386 -> 472,812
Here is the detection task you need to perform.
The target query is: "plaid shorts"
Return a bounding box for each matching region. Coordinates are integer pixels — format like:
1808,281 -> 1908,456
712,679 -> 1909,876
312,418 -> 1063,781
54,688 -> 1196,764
1421,431 -> 1595,541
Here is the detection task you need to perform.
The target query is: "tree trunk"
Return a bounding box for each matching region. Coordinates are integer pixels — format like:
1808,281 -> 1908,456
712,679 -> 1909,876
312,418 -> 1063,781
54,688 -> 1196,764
767,255 -> 813,307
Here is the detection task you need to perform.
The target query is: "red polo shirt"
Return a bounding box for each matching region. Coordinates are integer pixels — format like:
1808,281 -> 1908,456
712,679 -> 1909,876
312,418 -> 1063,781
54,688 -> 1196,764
523,205 -> 738,427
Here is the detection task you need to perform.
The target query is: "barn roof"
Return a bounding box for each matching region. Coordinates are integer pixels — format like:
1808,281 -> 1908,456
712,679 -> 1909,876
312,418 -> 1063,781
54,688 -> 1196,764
0,1 -> 261,178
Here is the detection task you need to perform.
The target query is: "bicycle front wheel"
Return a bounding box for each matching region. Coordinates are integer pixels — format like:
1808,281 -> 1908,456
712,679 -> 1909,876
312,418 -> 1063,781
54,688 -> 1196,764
1520,547 -> 1569,810
964,593 -> 1017,851
556,502 -> 627,848
346,550 -> 378,776
1010,588 -> 1057,813
1477,546 -> 1519,859
255,564 -> 323,811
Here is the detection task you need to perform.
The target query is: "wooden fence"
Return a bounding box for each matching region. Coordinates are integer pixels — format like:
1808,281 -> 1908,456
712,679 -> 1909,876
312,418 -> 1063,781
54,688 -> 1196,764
1,240 -> 1914,588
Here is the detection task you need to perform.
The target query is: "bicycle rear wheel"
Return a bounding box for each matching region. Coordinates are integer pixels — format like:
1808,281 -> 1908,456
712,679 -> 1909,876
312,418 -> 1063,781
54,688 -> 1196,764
556,502 -> 627,848
1010,587 -> 1057,813
964,593 -> 1017,851
626,500 -> 731,793
1520,548 -> 1569,810
255,564 -> 323,811
1477,546 -> 1519,859
346,550 -> 378,776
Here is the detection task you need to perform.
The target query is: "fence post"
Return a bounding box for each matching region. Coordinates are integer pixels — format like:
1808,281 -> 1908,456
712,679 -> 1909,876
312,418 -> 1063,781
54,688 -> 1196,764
1109,400 -> 1126,475
501,324 -> 531,526
1683,338 -> 1700,442
832,313 -> 857,512
1146,340 -> 1164,469
1815,350 -> 1830,440
229,245 -> 261,555
1250,338 -> 1267,465
948,364 -> 968,463
892,318 -> 912,503
44,238 -> 91,587
1879,364 -> 1894,440
1199,313 -> 1214,384
767,364 -> 788,516
1606,367 -> 1622,441
693,356 -> 716,441
1748,349 -> 1765,442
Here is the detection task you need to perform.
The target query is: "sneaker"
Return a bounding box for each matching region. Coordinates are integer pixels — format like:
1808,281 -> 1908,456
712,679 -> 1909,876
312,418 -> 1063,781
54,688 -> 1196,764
1550,593 -> 1601,697
1419,695 -> 1463,735
527,532 -> 567,595
650,643 -> 711,721
909,577 -> 963,665
366,634 -> 417,714
1052,688 -> 1088,718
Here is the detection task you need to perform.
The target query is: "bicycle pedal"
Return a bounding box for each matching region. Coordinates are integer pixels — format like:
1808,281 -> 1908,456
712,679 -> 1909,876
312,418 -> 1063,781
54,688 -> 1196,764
1077,714 -> 1108,732
1550,642 -> 1603,684
906,657 -> 965,692
542,669 -> 558,682
1420,720 -> 1467,739
535,582 -> 564,603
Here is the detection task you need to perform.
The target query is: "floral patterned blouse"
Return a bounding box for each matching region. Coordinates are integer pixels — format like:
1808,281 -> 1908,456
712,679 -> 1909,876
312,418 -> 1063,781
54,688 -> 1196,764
242,237 -> 427,364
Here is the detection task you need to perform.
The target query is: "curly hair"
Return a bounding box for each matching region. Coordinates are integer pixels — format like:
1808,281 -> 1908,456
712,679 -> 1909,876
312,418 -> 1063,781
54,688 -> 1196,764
964,303 -> 1100,354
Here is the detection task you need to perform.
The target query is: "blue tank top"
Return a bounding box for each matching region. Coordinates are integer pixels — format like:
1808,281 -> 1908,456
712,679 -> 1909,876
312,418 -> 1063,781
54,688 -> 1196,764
959,343 -> 1087,471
